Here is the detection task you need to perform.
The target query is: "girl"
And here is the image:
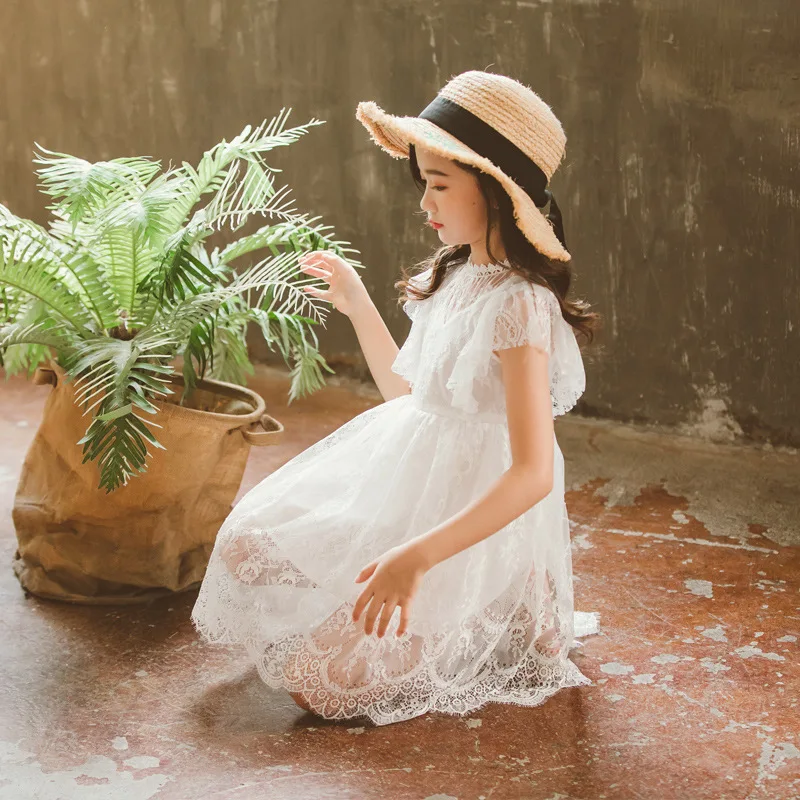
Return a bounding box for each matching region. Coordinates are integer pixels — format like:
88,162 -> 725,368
191,70 -> 601,726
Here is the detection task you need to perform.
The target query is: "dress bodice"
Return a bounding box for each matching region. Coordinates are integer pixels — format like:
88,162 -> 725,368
391,257 -> 586,420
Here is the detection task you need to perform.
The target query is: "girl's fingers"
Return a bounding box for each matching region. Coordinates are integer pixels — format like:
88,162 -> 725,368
396,602 -> 411,637
300,255 -> 333,298
298,251 -> 325,263
376,598 -> 399,638
362,595 -> 386,635
352,586 -> 374,622
299,252 -> 335,271
299,264 -> 331,278
301,286 -> 332,302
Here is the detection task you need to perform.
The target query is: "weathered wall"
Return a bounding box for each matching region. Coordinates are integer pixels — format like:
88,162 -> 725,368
1,0 -> 797,446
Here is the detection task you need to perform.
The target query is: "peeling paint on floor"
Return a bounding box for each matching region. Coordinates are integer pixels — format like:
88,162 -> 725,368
0,741 -> 171,800
684,578 -> 714,597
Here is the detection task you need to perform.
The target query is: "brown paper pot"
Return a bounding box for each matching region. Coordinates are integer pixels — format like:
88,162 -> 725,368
11,362 -> 283,605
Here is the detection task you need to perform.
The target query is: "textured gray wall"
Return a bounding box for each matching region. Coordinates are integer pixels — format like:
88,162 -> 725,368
1,0 -> 798,446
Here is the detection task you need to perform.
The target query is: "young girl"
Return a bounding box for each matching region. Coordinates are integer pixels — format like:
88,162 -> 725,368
191,69 -> 601,726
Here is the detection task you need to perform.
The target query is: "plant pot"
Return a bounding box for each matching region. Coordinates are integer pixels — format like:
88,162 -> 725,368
11,362 -> 284,605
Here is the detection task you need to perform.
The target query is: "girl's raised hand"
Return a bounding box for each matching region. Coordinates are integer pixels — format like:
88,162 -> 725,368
352,541 -> 431,639
298,251 -> 370,318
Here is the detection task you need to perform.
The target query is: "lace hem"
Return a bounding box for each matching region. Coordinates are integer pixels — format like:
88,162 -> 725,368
248,621 -> 594,725
194,586 -> 596,726
191,521 -> 600,726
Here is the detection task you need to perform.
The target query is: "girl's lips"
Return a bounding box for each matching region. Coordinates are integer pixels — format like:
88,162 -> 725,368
429,221 -> 443,229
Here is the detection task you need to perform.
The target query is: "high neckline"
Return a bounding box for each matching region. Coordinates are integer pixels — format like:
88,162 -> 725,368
463,255 -> 510,274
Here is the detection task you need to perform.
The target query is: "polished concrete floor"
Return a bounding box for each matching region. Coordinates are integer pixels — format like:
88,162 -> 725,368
1,366 -> 798,800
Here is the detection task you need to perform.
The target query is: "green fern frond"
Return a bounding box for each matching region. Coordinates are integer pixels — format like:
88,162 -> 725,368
236,248 -> 329,322
0,231 -> 94,332
217,213 -> 364,267
63,336 -> 176,491
1,205 -> 116,330
94,225 -> 159,321
184,295 -> 253,391
163,110 -> 324,233
137,239 -> 218,307
136,249 -> 299,357
2,343 -> 52,377
78,397 -> 166,492
204,159 -> 278,232
209,324 -> 254,386
1,284 -> 26,324
93,170 -> 193,249
247,306 -> 333,403
206,181 -> 298,232
33,144 -> 161,226
181,315 -> 216,398
216,111 -> 326,162
0,317 -> 72,375
0,319 -> 71,350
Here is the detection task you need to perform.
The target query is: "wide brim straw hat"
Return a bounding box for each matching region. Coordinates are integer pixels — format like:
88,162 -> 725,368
355,70 -> 571,262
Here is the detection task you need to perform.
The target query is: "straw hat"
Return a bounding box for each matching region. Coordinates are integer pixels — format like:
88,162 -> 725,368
356,70 -> 571,262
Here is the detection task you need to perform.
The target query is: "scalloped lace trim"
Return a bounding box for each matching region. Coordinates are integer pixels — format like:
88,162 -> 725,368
192,516 -> 599,726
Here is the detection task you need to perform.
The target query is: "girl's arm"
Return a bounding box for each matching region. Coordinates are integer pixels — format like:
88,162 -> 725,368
349,297 -> 412,402
413,343 -> 554,569
298,251 -> 411,402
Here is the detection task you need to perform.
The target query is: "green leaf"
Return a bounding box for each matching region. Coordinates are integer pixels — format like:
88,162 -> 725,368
95,403 -> 134,422
0,230 -> 93,332
137,239 -> 217,309
94,225 -> 158,320
0,204 -> 116,329
218,214 -> 363,268
33,144 -> 161,227
67,342 -> 174,490
165,110 -> 325,235
0,315 -> 73,376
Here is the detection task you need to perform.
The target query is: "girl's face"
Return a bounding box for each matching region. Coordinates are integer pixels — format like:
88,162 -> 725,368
416,147 -> 494,250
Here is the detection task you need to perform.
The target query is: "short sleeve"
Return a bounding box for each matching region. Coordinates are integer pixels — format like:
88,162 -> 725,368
445,278 -> 586,417
491,281 -> 554,357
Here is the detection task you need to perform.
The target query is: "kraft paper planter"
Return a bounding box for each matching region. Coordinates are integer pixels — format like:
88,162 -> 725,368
11,363 -> 284,605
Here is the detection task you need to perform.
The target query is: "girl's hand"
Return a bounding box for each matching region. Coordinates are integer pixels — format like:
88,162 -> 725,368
298,250 -> 370,318
352,541 -> 431,638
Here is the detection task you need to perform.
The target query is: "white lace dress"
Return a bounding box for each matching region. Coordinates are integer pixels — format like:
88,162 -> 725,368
191,256 -> 600,726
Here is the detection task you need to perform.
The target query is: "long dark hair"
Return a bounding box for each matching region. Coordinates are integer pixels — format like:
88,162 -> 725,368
395,143 -> 601,345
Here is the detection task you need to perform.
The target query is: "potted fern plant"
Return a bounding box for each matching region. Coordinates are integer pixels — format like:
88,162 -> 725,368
0,109 -> 362,604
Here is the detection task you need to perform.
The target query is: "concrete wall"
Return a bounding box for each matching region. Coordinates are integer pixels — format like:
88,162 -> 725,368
1,0 -> 798,446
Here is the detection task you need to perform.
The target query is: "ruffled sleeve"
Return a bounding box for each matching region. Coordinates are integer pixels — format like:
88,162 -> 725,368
401,267 -> 433,321
491,280 -> 553,356
391,268 -> 434,387
445,279 -> 586,417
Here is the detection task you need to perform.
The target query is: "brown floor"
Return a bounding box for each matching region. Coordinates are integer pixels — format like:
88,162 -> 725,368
1,366 -> 798,800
